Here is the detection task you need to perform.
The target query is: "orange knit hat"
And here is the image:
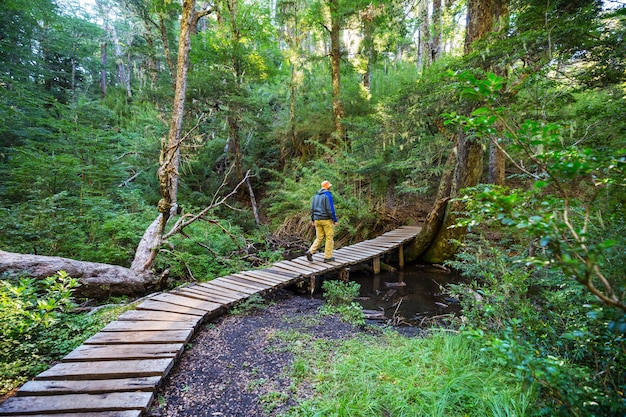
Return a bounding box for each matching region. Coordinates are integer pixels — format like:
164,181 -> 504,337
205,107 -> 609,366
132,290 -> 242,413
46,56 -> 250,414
321,180 -> 332,189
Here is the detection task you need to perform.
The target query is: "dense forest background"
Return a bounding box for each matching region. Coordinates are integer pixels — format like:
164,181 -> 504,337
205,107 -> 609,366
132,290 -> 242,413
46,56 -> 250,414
1,0 -> 625,415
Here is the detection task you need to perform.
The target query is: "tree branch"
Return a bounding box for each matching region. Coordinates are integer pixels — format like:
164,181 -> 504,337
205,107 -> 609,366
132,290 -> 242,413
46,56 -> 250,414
162,170 -> 251,241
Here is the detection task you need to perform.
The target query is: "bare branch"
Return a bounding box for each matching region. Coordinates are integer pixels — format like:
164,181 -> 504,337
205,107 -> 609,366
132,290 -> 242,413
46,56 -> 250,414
162,170 -> 252,240
118,170 -> 142,187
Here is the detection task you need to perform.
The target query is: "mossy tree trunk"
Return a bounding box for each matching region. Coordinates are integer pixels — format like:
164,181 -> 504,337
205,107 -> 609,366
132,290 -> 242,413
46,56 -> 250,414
133,0 -> 196,272
407,0 -> 508,264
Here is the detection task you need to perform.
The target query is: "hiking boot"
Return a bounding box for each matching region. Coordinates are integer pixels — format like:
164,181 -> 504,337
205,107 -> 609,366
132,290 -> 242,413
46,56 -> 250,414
305,251 -> 313,261
323,257 -> 336,263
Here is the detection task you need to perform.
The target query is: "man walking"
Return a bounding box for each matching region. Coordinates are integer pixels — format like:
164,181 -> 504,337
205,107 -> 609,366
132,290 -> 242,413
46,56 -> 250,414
306,180 -> 338,263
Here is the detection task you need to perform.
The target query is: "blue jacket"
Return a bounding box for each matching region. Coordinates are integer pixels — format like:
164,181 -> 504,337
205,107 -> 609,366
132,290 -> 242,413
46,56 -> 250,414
310,189 -> 337,222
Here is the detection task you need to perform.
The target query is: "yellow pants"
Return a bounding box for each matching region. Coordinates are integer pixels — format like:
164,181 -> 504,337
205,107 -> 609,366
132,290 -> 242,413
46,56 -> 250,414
309,219 -> 334,259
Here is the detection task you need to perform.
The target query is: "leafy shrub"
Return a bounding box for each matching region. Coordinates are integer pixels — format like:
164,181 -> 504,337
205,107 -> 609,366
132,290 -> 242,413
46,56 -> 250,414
0,271 -> 127,395
444,71 -> 626,416
320,280 -> 364,325
0,271 -> 78,393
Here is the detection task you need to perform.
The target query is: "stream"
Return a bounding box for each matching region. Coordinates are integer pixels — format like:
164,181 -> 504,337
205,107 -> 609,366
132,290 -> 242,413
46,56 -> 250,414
350,263 -> 463,329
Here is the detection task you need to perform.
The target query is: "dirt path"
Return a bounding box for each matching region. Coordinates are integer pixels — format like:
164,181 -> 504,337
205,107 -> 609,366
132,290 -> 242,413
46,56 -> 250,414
146,289 -> 369,417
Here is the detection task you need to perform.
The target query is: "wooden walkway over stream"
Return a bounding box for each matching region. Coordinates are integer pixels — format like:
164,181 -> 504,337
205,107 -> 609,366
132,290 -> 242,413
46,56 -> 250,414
0,226 -> 421,417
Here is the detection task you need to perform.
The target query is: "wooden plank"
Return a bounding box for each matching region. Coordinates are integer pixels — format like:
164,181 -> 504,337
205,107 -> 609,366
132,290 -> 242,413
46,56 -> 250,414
273,261 -> 318,275
135,300 -> 207,316
184,284 -> 243,301
148,293 -> 222,312
233,272 -> 283,286
335,250 -> 376,261
355,239 -> 391,247
0,412 -> 141,417
333,246 -> 360,256
17,377 -> 161,395
237,271 -> 285,284
263,268 -> 300,279
271,262 -> 314,275
173,287 -> 235,305
288,259 -> 331,272
250,269 -> 301,282
374,237 -> 405,244
102,321 -> 194,332
63,344 -> 184,362
269,263 -> 306,275
83,330 -> 192,346
116,309 -> 200,323
220,275 -> 271,290
207,279 -> 258,295
354,242 -> 394,250
197,282 -> 251,298
0,392 -> 153,414
270,264 -> 312,277
343,246 -> 382,257
290,257 -> 331,271
35,359 -> 174,381
330,251 -> 366,262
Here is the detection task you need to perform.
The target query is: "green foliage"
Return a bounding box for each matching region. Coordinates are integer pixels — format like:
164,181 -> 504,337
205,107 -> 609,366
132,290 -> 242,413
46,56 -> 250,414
444,71 -> 626,416
286,330 -> 535,417
154,219 -> 253,283
0,195 -> 152,265
230,294 -> 267,316
450,235 -> 626,416
0,271 -> 132,394
372,59 -> 461,197
0,271 -> 93,394
155,220 -> 282,284
321,279 -> 360,306
446,71 -> 626,312
320,280 -> 364,325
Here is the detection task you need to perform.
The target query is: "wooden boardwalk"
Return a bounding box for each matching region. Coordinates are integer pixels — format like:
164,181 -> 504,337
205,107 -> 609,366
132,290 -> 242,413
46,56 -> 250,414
0,226 -> 420,417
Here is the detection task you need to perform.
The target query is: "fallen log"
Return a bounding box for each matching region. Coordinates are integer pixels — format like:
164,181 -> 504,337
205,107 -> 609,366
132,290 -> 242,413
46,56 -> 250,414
0,250 -> 155,299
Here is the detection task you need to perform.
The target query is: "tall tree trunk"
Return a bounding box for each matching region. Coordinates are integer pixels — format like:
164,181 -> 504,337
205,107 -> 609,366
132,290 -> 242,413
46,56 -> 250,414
289,62 -> 298,155
133,0 -> 196,272
360,4 -> 379,92
421,131 -> 483,262
410,0 -> 505,263
110,23 -> 131,98
418,0 -> 431,70
362,17 -> 372,91
225,0 -> 244,181
464,0 -> 496,54
329,0 -> 346,142
488,142 -> 505,185
488,0 -> 510,186
431,0 -> 442,62
100,41 -> 107,99
143,24 -> 159,89
98,0 -> 131,97
159,15 -> 176,86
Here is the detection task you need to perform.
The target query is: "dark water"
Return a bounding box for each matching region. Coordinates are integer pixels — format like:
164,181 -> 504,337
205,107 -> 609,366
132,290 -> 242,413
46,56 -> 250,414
350,263 -> 463,327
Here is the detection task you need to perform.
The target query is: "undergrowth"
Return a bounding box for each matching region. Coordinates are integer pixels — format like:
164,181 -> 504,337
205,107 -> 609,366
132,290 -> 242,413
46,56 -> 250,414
285,330 -> 535,417
0,271 -> 131,395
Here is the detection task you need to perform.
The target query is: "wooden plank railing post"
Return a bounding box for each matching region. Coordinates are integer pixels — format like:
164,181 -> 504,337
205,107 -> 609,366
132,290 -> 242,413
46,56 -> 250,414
399,244 -> 404,269
373,256 -> 380,274
339,268 -> 349,282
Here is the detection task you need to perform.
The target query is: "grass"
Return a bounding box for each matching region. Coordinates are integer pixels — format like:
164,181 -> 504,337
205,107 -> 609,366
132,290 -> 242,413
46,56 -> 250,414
284,329 -> 537,417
